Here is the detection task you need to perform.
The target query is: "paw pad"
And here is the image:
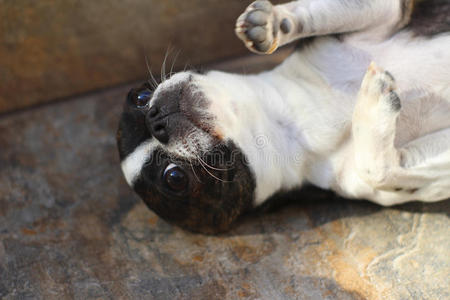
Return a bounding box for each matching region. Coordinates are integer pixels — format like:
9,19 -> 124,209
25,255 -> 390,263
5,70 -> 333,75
235,0 -> 279,54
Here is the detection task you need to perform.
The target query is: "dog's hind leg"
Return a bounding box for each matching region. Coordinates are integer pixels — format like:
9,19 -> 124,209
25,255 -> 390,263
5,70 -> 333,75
352,63 -> 450,205
236,0 -> 414,54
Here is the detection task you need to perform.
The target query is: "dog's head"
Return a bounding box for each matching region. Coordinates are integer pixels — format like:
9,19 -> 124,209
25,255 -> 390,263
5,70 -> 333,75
117,72 -> 258,234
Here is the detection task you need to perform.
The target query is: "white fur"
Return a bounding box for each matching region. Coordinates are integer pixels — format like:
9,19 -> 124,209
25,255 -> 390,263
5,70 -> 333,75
276,0 -> 404,42
121,139 -> 158,186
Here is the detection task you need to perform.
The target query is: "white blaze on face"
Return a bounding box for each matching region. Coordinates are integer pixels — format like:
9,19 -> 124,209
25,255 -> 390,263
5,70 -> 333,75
120,139 -> 159,186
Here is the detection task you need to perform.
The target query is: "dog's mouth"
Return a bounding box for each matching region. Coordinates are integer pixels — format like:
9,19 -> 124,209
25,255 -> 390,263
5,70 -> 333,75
117,72 -> 256,234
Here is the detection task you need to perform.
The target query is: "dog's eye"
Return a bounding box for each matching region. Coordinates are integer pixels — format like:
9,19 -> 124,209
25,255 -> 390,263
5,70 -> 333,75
163,164 -> 188,192
135,89 -> 152,107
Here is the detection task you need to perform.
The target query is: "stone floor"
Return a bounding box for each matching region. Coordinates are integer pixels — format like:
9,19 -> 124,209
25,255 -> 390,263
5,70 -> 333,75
0,54 -> 449,300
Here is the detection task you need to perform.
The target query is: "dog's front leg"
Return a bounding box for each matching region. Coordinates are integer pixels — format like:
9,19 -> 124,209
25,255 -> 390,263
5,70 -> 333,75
236,0 -> 413,54
352,63 -> 450,205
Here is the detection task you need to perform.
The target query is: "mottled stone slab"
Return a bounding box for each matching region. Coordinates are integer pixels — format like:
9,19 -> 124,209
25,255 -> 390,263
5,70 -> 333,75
0,0 -> 285,114
0,56 -> 449,300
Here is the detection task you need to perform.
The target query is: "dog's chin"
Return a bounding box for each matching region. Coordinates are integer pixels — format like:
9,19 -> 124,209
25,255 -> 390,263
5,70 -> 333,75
131,143 -> 255,234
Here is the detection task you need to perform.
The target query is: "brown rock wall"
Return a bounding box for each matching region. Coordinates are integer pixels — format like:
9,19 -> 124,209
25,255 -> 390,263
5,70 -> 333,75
0,0 -> 283,113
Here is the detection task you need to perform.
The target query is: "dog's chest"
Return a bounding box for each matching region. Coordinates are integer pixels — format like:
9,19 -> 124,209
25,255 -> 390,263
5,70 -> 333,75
296,37 -> 372,94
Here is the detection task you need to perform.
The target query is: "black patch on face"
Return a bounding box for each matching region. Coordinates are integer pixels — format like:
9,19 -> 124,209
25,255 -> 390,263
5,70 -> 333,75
117,83 -> 154,160
408,0 -> 450,37
133,143 -> 255,234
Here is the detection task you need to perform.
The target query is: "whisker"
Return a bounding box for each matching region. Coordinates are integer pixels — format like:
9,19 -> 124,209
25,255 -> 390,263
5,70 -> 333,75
144,55 -> 154,88
196,155 -> 231,183
145,56 -> 158,89
169,49 -> 181,78
161,48 -> 170,82
190,161 -> 202,183
183,61 -> 194,72
197,154 -> 230,171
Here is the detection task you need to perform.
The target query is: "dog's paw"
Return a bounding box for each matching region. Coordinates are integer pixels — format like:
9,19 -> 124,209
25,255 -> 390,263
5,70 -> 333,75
235,0 -> 280,54
360,62 -> 401,112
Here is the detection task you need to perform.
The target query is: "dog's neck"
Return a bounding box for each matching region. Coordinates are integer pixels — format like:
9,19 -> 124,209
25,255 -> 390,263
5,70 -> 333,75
199,50 -> 355,205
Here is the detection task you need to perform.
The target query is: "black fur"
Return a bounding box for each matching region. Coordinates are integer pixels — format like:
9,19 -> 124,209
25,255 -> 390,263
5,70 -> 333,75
408,0 -> 450,36
133,143 -> 255,234
117,85 -> 153,160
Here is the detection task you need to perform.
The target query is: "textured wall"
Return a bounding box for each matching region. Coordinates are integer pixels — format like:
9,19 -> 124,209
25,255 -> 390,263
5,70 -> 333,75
0,0 -> 283,113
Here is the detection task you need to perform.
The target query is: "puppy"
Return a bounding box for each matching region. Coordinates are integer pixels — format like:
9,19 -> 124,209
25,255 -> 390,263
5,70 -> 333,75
117,0 -> 450,234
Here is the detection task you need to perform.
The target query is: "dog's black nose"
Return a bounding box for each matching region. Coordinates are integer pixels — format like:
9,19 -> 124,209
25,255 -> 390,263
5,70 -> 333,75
146,106 -> 169,144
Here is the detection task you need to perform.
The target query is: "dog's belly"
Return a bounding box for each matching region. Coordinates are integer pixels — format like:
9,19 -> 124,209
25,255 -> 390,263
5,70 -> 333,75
396,89 -> 450,146
293,32 -> 450,145
355,31 -> 450,145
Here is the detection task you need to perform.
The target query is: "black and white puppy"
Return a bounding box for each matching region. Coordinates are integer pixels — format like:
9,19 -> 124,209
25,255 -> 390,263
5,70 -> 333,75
117,0 -> 450,234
